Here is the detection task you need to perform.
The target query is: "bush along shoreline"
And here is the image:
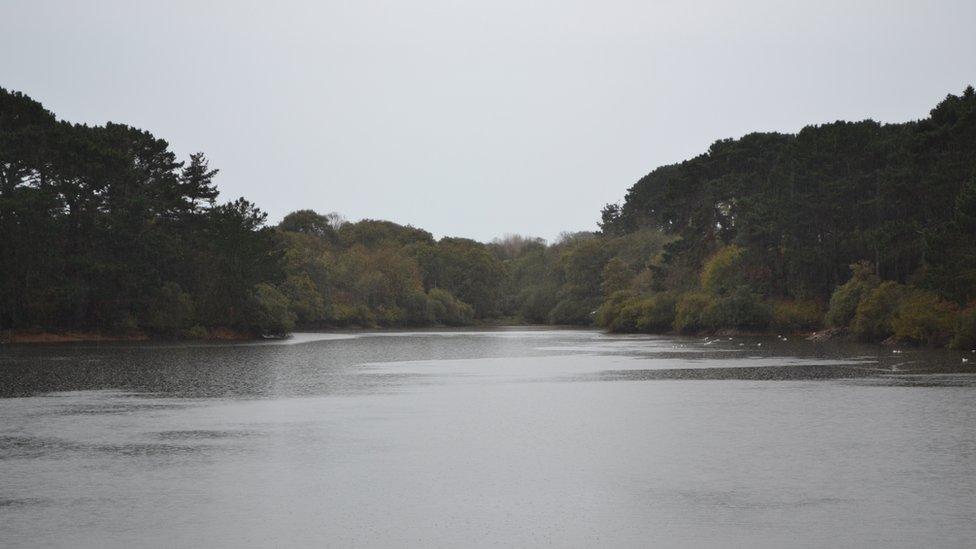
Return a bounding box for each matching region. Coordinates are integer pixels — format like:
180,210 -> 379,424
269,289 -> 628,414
595,256 -> 975,351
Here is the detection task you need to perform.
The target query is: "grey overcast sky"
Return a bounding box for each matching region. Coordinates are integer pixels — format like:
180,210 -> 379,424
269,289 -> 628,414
2,1 -> 974,241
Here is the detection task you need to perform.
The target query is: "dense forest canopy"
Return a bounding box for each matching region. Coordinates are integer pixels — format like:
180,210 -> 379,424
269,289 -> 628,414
596,85 -> 976,347
2,85 -> 975,347
602,87 -> 976,299
0,88 -> 284,335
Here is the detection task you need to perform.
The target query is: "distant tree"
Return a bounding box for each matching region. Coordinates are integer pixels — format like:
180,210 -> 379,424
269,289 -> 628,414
279,209 -> 337,240
923,176 -> 976,302
420,238 -> 505,318
176,152 -> 219,214
324,211 -> 347,231
489,234 -> 546,261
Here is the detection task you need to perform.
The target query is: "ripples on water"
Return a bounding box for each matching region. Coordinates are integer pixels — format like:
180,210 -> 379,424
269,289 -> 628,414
1,329 -> 975,547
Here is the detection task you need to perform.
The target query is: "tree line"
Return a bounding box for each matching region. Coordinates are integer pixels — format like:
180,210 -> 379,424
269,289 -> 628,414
1,88 -> 284,336
2,85 -> 975,347
595,85 -> 976,348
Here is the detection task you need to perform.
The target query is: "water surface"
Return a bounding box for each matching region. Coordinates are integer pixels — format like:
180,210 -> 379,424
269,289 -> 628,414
2,329 -> 975,547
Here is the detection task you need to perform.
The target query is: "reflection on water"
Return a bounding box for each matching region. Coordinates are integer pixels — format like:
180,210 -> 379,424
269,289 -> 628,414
1,328 -> 975,547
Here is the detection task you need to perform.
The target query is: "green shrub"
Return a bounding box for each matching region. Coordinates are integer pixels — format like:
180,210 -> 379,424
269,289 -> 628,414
182,325 -> 208,339
825,261 -> 880,328
594,291 -> 634,328
702,287 -> 770,331
770,300 -> 824,333
142,282 -> 195,334
401,290 -> 432,326
517,286 -> 559,324
701,245 -> 746,295
950,305 -> 976,350
333,303 -> 375,327
850,281 -> 907,342
598,293 -> 677,333
282,273 -> 326,324
635,293 -> 677,332
353,305 -> 376,327
605,297 -> 642,332
674,292 -> 711,333
548,298 -> 594,325
373,305 -> 405,326
890,289 -> 957,346
427,288 -> 474,326
246,283 -> 296,335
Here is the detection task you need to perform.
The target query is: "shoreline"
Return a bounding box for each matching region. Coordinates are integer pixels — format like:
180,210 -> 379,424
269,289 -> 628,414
0,327 -> 257,345
1,324 -> 960,353
0,321 -> 531,345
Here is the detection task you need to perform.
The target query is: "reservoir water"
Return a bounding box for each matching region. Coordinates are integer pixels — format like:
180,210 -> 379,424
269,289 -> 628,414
1,328 -> 975,547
